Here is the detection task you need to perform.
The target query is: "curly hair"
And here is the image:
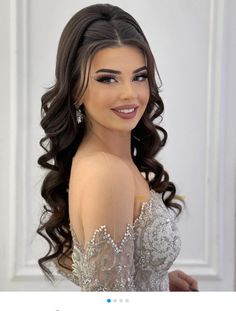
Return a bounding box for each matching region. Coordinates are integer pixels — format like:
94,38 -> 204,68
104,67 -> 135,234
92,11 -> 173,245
37,3 -> 185,282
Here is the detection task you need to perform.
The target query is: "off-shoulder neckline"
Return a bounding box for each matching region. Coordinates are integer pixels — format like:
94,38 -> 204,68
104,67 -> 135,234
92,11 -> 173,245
70,189 -> 159,252
132,189 -> 156,226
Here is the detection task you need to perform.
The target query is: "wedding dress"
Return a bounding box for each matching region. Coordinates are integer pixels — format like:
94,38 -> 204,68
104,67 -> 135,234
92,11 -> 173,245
54,189 -> 181,291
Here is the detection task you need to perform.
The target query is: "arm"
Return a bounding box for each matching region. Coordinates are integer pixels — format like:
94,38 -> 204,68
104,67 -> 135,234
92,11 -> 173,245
71,152 -> 136,291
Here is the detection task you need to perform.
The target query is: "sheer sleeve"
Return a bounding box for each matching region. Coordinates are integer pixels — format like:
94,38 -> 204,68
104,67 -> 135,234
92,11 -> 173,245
70,223 -> 136,291
69,152 -> 136,291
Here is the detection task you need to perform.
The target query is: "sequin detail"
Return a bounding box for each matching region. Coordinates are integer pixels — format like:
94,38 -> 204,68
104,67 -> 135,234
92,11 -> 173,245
55,190 -> 181,291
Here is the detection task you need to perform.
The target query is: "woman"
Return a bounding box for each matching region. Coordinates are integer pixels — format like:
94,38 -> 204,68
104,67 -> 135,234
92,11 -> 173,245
37,3 -> 198,291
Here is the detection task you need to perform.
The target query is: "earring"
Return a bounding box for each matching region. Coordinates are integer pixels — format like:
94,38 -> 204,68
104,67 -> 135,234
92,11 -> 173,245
75,107 -> 84,124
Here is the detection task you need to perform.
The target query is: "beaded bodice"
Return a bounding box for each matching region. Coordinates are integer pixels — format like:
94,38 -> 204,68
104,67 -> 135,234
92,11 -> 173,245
55,190 -> 181,291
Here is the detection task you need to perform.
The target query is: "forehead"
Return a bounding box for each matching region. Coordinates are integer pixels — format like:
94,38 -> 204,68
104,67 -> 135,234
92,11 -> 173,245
90,46 -> 146,71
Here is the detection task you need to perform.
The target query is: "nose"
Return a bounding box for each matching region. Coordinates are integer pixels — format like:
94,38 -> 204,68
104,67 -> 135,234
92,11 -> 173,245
119,81 -> 136,100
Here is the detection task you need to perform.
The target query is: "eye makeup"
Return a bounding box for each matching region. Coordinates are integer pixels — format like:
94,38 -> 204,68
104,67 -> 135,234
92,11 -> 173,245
133,72 -> 148,81
94,71 -> 148,84
95,75 -> 117,83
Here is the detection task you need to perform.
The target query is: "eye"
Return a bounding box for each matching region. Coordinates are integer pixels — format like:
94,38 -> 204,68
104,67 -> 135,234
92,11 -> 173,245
95,75 -> 117,84
133,73 -> 148,82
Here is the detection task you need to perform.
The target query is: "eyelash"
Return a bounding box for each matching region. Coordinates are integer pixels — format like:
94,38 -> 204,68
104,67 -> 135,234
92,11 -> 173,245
95,73 -> 148,84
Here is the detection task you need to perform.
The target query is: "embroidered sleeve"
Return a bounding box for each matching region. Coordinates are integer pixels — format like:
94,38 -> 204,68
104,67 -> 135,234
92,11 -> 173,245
70,224 -> 136,291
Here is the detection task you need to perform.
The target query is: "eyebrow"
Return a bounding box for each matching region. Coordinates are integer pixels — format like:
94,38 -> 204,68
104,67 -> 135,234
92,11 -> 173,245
95,66 -> 147,74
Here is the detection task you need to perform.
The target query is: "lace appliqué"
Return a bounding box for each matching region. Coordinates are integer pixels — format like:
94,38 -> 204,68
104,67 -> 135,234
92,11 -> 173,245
70,224 -> 136,291
55,190 -> 181,291
133,190 -> 181,291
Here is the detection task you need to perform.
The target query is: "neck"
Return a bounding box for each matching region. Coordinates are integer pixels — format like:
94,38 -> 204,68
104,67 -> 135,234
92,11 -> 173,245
82,125 -> 133,162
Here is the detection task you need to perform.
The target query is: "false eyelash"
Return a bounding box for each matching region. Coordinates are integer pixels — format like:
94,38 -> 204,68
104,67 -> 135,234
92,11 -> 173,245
134,73 -> 148,81
95,73 -> 148,84
95,75 -> 117,83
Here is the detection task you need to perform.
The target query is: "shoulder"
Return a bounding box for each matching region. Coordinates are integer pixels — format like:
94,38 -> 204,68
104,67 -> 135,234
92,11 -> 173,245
71,152 -> 135,245
77,151 -> 135,201
77,151 -> 134,184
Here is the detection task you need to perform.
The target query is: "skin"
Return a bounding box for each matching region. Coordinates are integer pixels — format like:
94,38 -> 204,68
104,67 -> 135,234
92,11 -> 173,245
169,270 -> 199,291
77,45 -> 150,163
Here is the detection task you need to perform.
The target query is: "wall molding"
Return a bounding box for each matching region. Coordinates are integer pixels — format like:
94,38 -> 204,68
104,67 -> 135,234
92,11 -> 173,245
9,0 -> 31,281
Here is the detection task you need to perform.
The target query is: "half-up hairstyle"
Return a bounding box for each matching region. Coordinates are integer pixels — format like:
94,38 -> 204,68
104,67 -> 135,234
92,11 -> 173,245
37,3 -> 185,282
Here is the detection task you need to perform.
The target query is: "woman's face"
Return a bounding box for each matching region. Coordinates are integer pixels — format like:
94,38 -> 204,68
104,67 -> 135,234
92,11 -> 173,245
80,45 -> 150,134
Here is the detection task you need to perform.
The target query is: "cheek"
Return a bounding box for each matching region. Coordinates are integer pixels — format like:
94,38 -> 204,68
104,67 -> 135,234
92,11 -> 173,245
83,88 -> 103,111
86,86 -> 116,108
139,85 -> 150,105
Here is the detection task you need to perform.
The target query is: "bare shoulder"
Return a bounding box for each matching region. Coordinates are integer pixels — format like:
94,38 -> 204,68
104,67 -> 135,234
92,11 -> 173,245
70,151 -> 135,246
70,151 -> 134,203
76,151 -> 134,182
76,152 -> 135,201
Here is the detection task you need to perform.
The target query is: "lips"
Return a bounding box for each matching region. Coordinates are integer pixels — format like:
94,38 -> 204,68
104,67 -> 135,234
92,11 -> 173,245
111,104 -> 139,111
111,106 -> 138,119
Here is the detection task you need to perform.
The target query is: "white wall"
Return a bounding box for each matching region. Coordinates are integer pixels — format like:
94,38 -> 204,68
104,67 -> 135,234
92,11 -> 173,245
0,0 -> 235,291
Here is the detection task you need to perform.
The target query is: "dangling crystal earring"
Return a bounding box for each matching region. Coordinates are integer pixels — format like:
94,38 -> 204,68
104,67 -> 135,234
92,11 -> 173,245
76,107 -> 84,124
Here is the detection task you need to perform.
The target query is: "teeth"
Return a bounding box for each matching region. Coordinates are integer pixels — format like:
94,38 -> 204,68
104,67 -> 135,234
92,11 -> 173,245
117,108 -> 135,113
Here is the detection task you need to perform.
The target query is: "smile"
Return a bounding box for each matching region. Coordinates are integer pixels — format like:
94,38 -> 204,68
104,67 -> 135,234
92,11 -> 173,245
116,108 -> 135,113
111,107 -> 138,119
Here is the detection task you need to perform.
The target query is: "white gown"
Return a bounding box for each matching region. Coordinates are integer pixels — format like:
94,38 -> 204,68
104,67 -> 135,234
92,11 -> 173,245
55,189 -> 181,291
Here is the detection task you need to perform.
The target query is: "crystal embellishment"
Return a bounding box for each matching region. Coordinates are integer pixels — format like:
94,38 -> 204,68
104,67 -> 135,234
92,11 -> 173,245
54,190 -> 181,291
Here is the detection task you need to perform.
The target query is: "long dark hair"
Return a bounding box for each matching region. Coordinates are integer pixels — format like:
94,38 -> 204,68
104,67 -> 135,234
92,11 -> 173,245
37,3 -> 185,281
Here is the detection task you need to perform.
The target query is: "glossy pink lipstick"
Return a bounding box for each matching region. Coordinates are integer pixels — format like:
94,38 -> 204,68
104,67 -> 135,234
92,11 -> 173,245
111,105 -> 138,120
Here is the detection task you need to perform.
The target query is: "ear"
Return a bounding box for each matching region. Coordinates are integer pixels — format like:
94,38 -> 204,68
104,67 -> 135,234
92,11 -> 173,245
75,86 -> 88,106
73,92 -> 84,108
